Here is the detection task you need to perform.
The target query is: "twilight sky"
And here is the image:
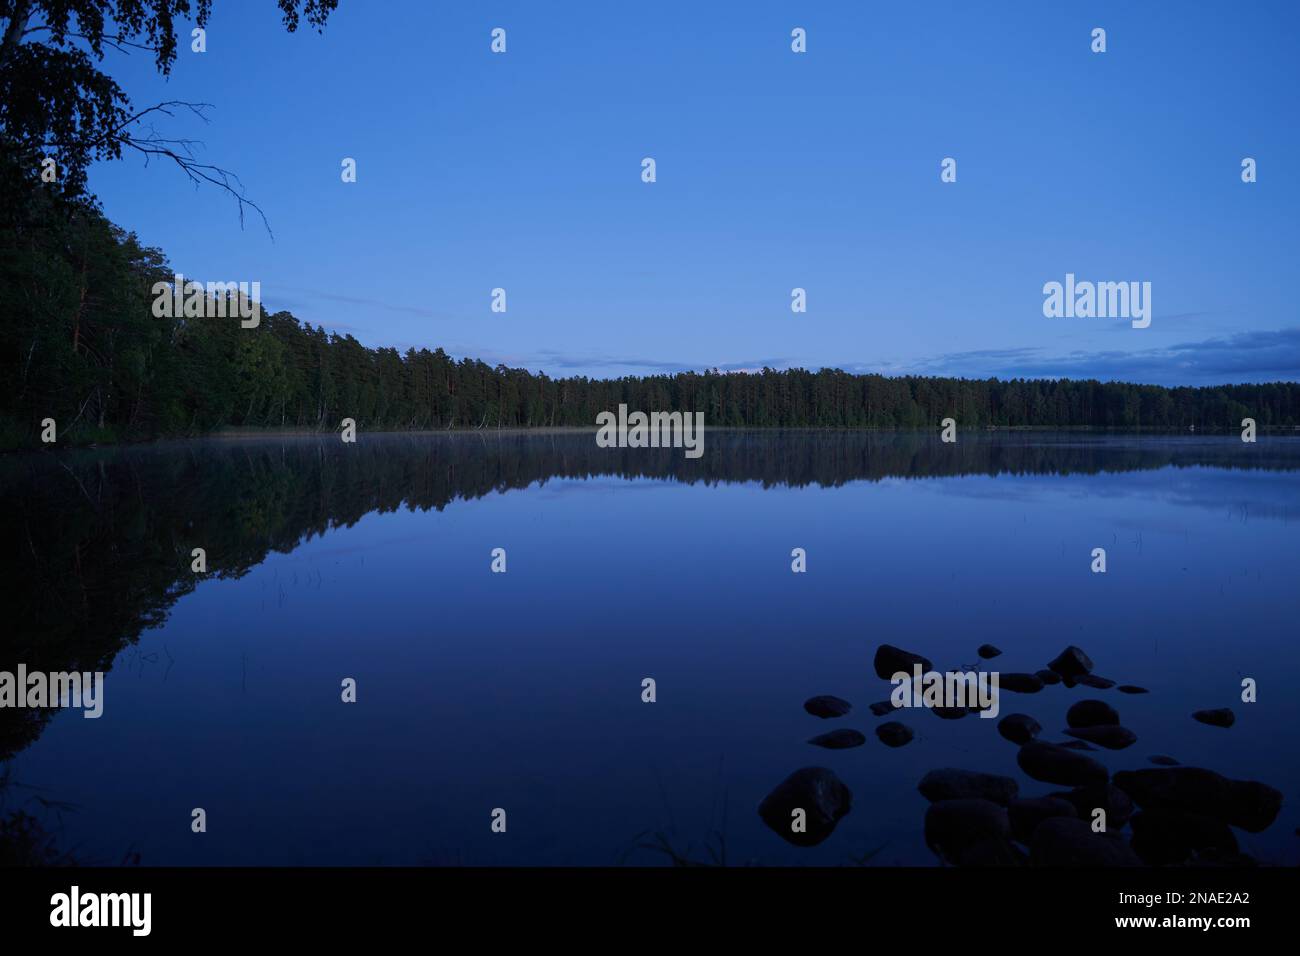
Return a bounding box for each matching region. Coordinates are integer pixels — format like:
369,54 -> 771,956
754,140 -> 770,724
88,0 -> 1299,386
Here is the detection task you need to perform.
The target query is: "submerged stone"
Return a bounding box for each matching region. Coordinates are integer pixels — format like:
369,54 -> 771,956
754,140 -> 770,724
1000,673 -> 1044,694
808,728 -> 866,749
1047,646 -> 1094,679
757,767 -> 852,847
1192,708 -> 1235,728
875,722 -> 914,748
997,713 -> 1041,745
1034,669 -> 1062,686
1008,796 -> 1077,844
1052,783 -> 1135,829
924,799 -> 1010,864
868,700 -> 897,717
918,768 -> 1019,806
1030,817 -> 1141,866
803,695 -> 852,719
977,644 -> 1002,660
873,644 -> 933,681
1078,675 -> 1116,690
1117,685 -> 1149,694
1017,741 -> 1108,787
1066,699 -> 1118,729
1063,724 -> 1137,750
1113,767 -> 1282,833
1149,755 -> 1180,766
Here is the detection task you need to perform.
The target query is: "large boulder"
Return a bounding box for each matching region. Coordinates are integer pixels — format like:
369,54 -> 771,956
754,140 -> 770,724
924,799 -> 1010,864
918,768 -> 1019,806
1008,796 -> 1077,844
1112,767 -> 1282,833
1047,646 -> 1094,680
1017,741 -> 1108,787
873,644 -> 933,680
1029,817 -> 1141,866
1066,699 -> 1118,729
1000,673 -> 1044,694
1130,811 -> 1239,865
997,713 -> 1042,745
758,767 -> 852,846
1051,783 -> 1135,830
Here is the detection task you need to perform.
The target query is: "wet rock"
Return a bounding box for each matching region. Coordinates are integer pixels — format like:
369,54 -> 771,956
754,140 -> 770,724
977,644 -> 1002,660
1029,817 -> 1141,866
868,700 -> 897,717
1058,740 -> 1097,751
875,722 -> 914,748
1008,796 -> 1077,844
997,713 -> 1042,745
873,644 -> 933,681
1063,725 -> 1137,750
808,729 -> 866,749
1130,811 -> 1239,865
803,695 -> 852,719
1052,783 -> 1135,829
1113,768 -> 1282,833
1066,699 -> 1119,729
1017,741 -> 1108,787
757,767 -> 852,847
918,768 -> 1019,806
924,799 -> 1011,864
1047,646 -> 1094,680
1117,685 -> 1149,694
1078,675 -> 1116,690
1192,708 -> 1235,728
1149,755 -> 1180,766
1000,673 -> 1044,694
1034,669 -> 1062,686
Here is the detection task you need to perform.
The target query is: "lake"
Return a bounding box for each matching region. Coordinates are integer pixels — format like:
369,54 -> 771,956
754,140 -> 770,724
2,430 -> 1297,866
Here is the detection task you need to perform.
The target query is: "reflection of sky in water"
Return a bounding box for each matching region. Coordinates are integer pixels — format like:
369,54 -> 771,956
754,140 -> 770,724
6,434 -> 1299,867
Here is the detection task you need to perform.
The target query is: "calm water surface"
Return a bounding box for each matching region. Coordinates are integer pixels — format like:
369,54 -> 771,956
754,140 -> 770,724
2,431 -> 1298,865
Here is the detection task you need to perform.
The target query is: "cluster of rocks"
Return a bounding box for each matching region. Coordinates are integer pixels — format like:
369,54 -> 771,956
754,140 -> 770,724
757,641 -> 1283,863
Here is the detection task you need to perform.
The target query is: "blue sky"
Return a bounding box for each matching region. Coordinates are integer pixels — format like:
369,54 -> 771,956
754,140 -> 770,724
88,0 -> 1299,386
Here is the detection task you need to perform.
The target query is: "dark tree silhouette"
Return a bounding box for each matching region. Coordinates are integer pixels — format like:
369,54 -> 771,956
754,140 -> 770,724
0,0 -> 338,223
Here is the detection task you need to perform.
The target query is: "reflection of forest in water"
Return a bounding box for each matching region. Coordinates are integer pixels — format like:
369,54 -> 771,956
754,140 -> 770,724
2,430 -> 1298,761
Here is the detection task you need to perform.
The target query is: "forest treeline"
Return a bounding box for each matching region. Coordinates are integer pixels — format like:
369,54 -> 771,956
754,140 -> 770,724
4,168 -> 1300,449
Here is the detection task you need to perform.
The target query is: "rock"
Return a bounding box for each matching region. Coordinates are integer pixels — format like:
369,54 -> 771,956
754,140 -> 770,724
1047,646 -> 1094,680
803,695 -> 852,719
1034,669 -> 1062,686
924,799 -> 1011,864
977,644 -> 1002,660
997,713 -> 1042,745
1052,783 -> 1135,829
1017,741 -> 1108,787
1130,811 -> 1239,865
1113,768 -> 1282,833
1063,725 -> 1137,750
918,768 -> 1019,806
808,729 -> 866,749
1029,817 -> 1141,866
1000,673 -> 1044,694
1008,796 -> 1077,844
932,705 -> 970,720
1192,708 -> 1235,728
1228,780 -> 1285,833
875,722 -> 914,748
952,837 -> 1025,867
1149,755 -> 1180,766
873,644 -> 933,681
1117,685 -> 1149,694
1066,699 -> 1119,729
1078,675 -> 1116,690
868,700 -> 897,717
1058,739 -> 1097,751
757,767 -> 852,846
